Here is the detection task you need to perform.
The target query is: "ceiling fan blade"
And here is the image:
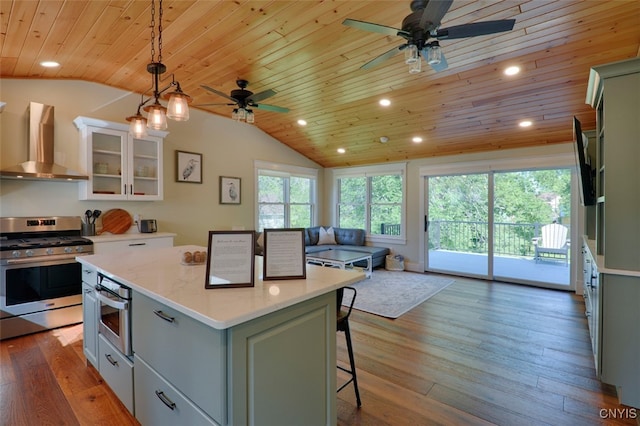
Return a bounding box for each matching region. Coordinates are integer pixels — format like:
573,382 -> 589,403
247,88 -> 277,103
418,0 -> 453,32
427,51 -> 449,72
361,44 -> 408,70
342,18 -> 408,38
253,103 -> 290,113
200,84 -> 237,102
435,19 -> 516,39
194,103 -> 234,107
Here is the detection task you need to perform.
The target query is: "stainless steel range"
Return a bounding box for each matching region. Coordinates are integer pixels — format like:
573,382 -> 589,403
0,216 -> 94,339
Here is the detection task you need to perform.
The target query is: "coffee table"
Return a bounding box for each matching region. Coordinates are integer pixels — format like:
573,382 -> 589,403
306,249 -> 372,278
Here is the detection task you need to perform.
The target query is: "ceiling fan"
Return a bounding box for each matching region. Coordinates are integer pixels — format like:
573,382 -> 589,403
343,0 -> 516,72
200,79 -> 289,122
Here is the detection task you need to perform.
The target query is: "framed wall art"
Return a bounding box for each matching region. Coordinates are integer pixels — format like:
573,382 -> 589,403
219,176 -> 241,204
176,150 -> 202,183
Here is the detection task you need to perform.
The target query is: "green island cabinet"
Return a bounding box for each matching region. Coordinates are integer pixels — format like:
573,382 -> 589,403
77,245 -> 363,425
583,57 -> 640,409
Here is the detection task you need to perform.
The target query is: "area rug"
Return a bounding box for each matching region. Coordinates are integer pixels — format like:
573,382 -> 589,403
342,270 -> 455,319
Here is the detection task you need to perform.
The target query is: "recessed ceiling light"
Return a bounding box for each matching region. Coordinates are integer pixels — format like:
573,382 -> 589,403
519,120 -> 533,127
297,119 -> 307,126
379,99 -> 391,107
504,66 -> 520,76
40,61 -> 60,68
412,136 -> 423,143
337,148 -> 346,154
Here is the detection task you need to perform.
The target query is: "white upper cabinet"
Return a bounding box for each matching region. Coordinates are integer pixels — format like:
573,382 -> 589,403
74,116 -> 168,201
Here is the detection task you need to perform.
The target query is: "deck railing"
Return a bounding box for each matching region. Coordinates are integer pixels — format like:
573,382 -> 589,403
423,220 -> 570,258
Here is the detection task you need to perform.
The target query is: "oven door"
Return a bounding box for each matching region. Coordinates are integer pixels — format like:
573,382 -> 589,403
97,279 -> 132,356
0,256 -> 83,319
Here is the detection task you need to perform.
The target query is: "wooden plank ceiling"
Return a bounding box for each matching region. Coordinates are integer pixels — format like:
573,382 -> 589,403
1,0 -> 639,168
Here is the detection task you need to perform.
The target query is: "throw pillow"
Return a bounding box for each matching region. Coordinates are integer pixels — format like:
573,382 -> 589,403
318,226 -> 337,245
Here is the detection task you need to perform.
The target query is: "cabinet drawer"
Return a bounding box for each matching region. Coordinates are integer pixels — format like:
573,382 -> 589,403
134,356 -> 218,426
133,291 -> 226,424
98,334 -> 134,414
94,236 -> 173,254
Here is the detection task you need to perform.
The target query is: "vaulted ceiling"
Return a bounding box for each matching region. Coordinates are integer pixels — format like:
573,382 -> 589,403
1,1 -> 639,167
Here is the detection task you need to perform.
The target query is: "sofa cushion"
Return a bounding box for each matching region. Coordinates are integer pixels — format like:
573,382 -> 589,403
318,226 -> 337,245
334,228 -> 365,246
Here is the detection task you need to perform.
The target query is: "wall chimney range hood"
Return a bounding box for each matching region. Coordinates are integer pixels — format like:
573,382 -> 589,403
0,102 -> 88,181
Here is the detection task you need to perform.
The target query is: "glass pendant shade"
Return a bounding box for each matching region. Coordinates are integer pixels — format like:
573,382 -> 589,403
166,92 -> 190,121
145,103 -> 168,130
404,44 -> 418,64
127,114 -> 148,138
246,110 -> 255,123
408,56 -> 422,74
237,108 -> 246,120
427,44 -> 442,65
232,109 -> 239,120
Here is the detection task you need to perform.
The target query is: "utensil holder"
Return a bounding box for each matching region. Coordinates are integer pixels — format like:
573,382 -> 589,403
81,223 -> 95,236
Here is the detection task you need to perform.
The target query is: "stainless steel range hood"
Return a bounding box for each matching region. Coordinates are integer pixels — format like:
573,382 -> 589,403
0,102 -> 88,181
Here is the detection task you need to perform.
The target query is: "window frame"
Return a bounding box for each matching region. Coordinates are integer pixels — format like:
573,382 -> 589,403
333,162 -> 407,244
254,160 -> 318,231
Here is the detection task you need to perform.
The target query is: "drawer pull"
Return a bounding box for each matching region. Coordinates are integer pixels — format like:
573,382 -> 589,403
129,243 -> 147,247
105,353 -> 118,366
153,310 -> 175,323
155,390 -> 176,410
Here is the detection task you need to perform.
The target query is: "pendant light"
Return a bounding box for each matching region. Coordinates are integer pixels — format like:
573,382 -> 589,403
126,0 -> 191,138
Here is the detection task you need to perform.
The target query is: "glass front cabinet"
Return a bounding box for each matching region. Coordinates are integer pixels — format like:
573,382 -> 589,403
74,117 -> 168,201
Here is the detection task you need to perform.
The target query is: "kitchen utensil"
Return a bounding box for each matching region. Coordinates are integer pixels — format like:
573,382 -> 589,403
84,209 -> 92,224
91,210 -> 101,224
97,209 -> 132,235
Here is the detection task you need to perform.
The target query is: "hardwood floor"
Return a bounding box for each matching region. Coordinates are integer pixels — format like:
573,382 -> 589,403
1,276 -> 637,425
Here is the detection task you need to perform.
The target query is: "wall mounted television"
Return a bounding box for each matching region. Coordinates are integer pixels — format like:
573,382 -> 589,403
573,116 -> 596,206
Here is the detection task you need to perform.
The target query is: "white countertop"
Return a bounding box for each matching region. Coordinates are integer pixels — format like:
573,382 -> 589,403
583,237 -> 640,278
86,232 -> 176,243
77,245 -> 365,330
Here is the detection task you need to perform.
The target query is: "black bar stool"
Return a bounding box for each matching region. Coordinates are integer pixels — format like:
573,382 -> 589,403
336,286 -> 362,407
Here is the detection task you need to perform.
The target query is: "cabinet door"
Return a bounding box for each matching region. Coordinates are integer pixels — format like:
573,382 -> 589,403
83,126 -> 128,200
129,135 -> 163,200
82,282 -> 99,367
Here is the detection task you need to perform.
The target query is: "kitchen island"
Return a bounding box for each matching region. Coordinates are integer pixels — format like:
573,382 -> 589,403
77,245 -> 365,426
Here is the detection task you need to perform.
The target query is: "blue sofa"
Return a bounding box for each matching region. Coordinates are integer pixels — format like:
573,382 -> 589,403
304,226 -> 390,269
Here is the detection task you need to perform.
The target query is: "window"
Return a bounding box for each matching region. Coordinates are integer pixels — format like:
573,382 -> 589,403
335,163 -> 406,240
255,161 -> 318,231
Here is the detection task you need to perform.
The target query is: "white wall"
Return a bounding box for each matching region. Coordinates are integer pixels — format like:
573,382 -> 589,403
0,79 -> 322,246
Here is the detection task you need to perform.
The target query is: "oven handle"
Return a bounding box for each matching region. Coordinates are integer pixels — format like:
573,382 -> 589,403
96,292 -> 128,310
2,253 -> 87,265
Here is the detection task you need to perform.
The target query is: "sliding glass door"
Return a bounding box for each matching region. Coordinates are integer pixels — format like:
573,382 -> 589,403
426,168 -> 571,288
427,174 -> 489,277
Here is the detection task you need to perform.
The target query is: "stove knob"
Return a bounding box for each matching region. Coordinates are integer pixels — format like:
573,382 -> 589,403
76,246 -> 84,253
12,250 -> 21,258
64,247 -> 73,254
46,248 -> 54,255
25,250 -> 35,257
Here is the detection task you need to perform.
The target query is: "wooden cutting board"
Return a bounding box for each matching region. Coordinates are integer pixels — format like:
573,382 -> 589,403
98,209 -> 132,235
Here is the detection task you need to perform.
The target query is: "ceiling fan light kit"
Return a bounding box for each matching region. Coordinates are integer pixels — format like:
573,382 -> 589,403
125,0 -> 191,138
200,79 -> 289,124
343,0 -> 515,74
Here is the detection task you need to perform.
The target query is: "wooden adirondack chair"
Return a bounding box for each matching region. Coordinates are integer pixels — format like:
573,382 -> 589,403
533,223 -> 570,265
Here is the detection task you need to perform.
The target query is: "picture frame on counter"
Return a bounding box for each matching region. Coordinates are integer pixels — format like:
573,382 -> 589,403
205,231 -> 255,289
219,176 -> 241,204
262,228 -> 307,280
176,150 -> 202,183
